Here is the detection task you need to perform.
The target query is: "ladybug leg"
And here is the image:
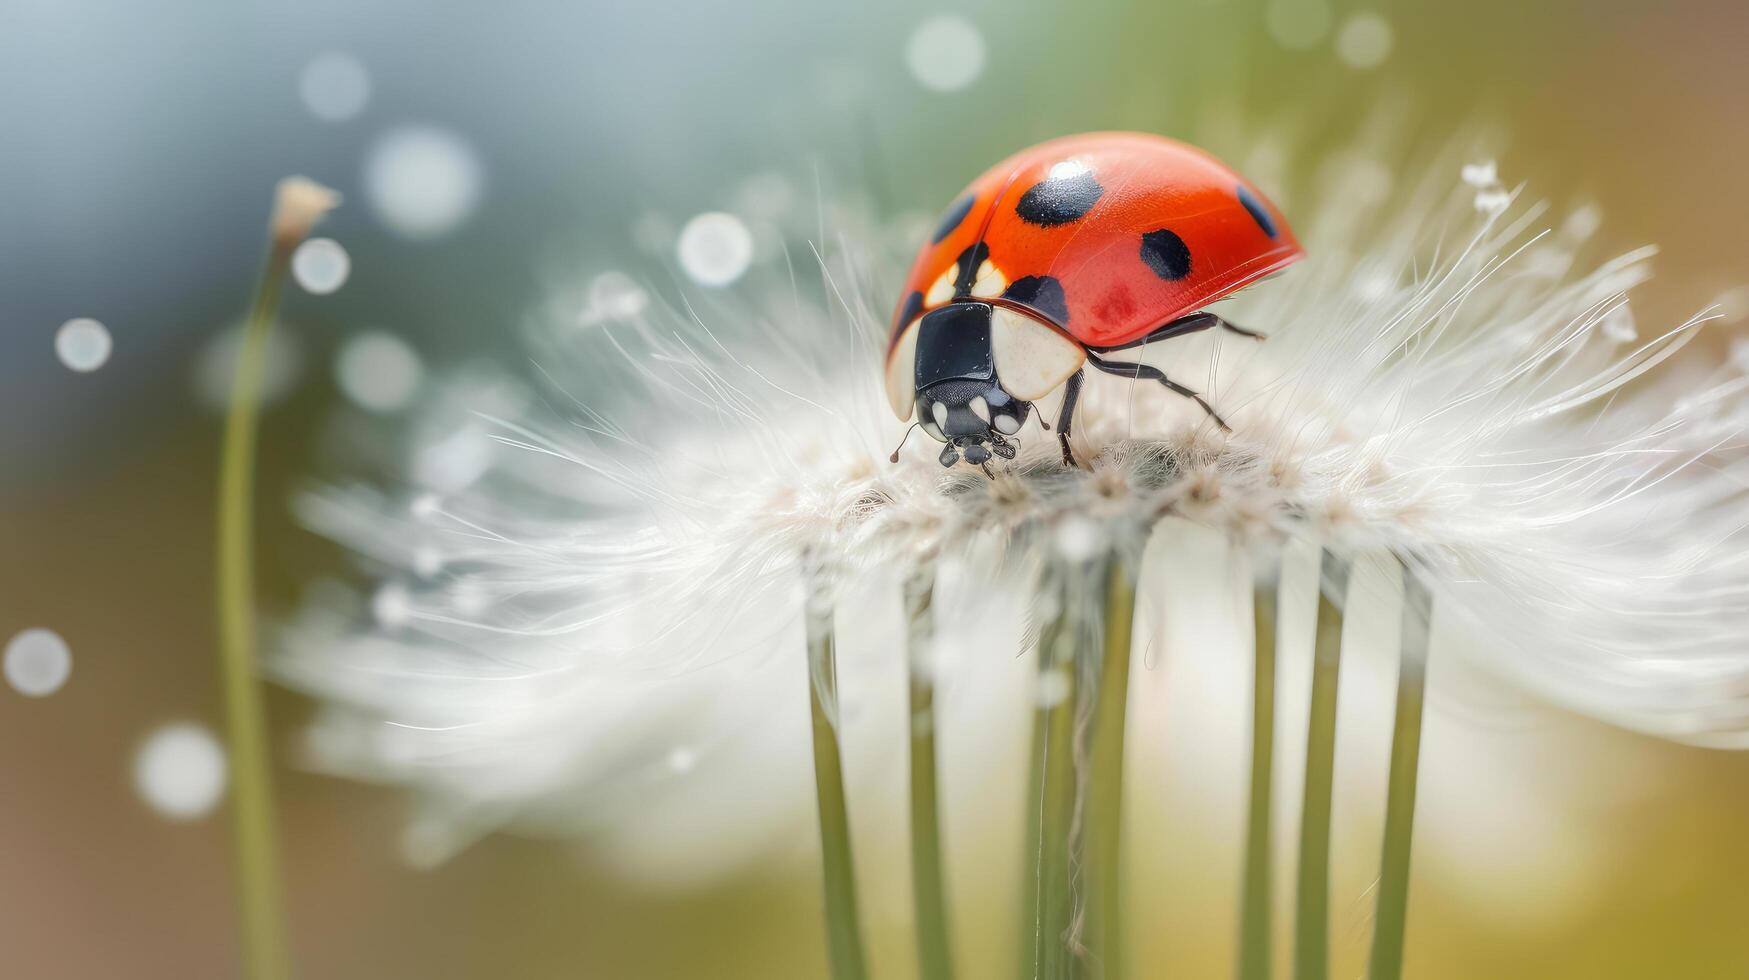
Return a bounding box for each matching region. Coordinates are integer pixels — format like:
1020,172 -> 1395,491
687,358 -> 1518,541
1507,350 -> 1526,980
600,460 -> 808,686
1092,312 -> 1265,353
1085,353 -> 1233,432
1056,369 -> 1084,467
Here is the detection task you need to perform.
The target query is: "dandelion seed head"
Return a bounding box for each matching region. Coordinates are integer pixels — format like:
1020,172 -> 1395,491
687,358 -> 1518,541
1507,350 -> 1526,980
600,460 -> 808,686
271,176 -> 340,245
284,128 -> 1749,880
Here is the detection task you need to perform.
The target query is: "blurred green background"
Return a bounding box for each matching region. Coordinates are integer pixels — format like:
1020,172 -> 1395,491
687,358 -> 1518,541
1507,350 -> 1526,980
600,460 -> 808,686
4,0 -> 1748,977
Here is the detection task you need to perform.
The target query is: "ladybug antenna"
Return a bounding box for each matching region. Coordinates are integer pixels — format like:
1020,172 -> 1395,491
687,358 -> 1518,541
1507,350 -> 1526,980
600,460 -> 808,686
888,422 -> 922,463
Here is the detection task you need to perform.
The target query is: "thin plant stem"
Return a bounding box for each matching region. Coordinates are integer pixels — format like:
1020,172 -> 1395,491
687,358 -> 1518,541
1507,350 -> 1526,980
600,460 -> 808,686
806,566 -> 870,980
906,569 -> 955,980
1027,568 -> 1083,980
1293,551 -> 1349,980
1086,555 -> 1134,980
215,226 -> 299,980
1367,569 -> 1433,980
1239,579 -> 1279,980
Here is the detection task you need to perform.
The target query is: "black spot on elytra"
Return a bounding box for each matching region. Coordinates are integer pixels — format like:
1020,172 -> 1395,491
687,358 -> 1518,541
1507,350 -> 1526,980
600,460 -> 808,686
951,241 -> 990,296
1002,275 -> 1070,325
1139,229 -> 1192,281
1236,185 -> 1278,238
1014,167 -> 1103,226
895,290 -> 924,330
932,195 -> 976,244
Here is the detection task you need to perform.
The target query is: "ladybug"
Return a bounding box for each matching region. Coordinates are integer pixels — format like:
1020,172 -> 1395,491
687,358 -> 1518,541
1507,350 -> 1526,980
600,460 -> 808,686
885,132 -> 1304,468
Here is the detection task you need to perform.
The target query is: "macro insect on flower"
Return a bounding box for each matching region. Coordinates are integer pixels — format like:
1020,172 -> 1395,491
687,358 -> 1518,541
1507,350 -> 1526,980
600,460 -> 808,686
885,131 -> 1303,468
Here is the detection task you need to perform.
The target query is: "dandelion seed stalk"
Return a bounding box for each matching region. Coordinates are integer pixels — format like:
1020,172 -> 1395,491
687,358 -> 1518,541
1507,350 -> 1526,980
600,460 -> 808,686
216,177 -> 334,980
806,563 -> 869,980
1028,568 -> 1084,980
1368,569 -> 1433,980
1239,577 -> 1279,980
1294,552 -> 1349,980
906,568 -> 955,980
1086,555 -> 1134,980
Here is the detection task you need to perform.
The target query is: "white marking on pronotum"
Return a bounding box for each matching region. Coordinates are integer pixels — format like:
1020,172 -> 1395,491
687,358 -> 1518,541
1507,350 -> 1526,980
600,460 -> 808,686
969,395 -> 991,423
932,402 -> 948,428
989,305 -> 1086,399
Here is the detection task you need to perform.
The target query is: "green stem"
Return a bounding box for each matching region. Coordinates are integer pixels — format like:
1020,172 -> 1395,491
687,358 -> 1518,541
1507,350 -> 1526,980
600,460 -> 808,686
806,568 -> 870,980
906,569 -> 955,980
1027,568 -> 1085,980
1367,569 -> 1433,980
1293,551 -> 1349,980
1239,579 -> 1279,980
1086,556 -> 1134,980
216,233 -> 296,980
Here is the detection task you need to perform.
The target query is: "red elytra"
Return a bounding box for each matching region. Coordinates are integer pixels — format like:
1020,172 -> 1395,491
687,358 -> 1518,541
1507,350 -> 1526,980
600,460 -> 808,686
888,131 -> 1303,355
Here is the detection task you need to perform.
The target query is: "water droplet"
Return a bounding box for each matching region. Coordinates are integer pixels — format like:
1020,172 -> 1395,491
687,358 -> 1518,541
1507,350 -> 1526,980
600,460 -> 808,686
1334,13 -> 1393,69
364,127 -> 483,240
581,270 -> 650,324
335,331 -> 422,412
667,747 -> 698,773
291,238 -> 351,295
55,318 -> 112,372
134,723 -> 227,820
676,212 -> 754,287
299,52 -> 370,122
906,15 -> 985,92
4,628 -> 71,697
1265,0 -> 1332,50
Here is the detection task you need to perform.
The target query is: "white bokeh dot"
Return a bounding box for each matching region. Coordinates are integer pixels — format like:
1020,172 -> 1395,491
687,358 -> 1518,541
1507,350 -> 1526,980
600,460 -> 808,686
5,628 -> 72,697
364,126 -> 484,241
335,330 -> 423,412
194,323 -> 305,411
299,52 -> 371,122
1265,0 -> 1333,50
56,318 -> 112,372
134,723 -> 228,821
906,15 -> 986,92
582,270 -> 650,324
291,238 -> 351,295
677,212 -> 754,287
1335,13 -> 1394,69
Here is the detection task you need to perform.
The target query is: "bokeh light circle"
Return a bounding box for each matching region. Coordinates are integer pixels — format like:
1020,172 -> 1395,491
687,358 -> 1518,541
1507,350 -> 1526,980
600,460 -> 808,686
364,127 -> 484,240
299,52 -> 371,122
1335,13 -> 1394,69
55,318 -> 112,372
292,238 -> 352,295
677,212 -> 754,287
906,16 -> 986,92
335,331 -> 423,412
134,723 -> 228,820
4,628 -> 72,697
1265,0 -> 1333,50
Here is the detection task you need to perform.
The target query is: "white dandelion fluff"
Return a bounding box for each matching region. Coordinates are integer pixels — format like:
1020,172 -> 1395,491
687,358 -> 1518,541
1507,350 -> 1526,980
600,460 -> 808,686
280,135 -> 1749,896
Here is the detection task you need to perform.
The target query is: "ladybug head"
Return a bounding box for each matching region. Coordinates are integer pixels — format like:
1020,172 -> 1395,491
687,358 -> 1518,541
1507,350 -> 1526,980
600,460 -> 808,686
906,303 -> 1035,467
915,378 -> 1030,468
